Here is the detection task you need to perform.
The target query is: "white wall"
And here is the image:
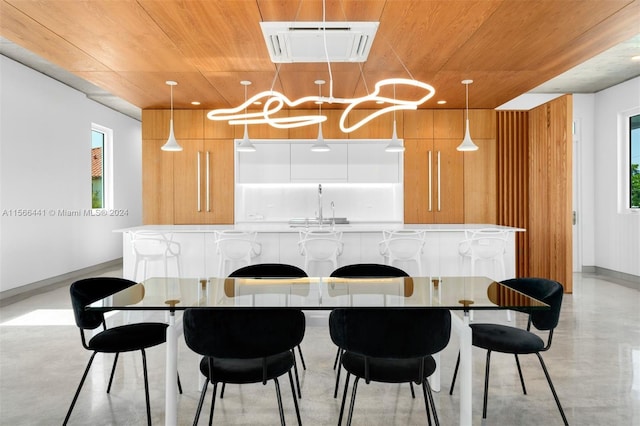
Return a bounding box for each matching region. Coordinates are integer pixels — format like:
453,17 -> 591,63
0,56 -> 142,293
592,77 -> 640,276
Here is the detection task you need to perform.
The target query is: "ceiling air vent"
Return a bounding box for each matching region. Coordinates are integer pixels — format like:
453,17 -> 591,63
260,21 -> 379,63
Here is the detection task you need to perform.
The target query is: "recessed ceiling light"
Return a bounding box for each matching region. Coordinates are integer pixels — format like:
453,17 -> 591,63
191,101 -> 201,105
631,55 -> 640,61
437,100 -> 447,104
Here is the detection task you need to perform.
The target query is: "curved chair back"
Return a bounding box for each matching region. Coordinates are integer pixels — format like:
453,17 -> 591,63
183,308 -> 306,359
298,230 -> 343,275
230,263 -> 307,278
215,231 -> 261,277
468,229 -> 508,260
330,263 -> 408,278
379,230 -> 425,275
70,277 -> 136,330
130,231 -> 181,281
502,277 -> 563,331
329,308 -> 451,359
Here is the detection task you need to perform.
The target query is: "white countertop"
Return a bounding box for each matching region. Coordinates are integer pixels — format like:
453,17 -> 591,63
115,223 -> 525,233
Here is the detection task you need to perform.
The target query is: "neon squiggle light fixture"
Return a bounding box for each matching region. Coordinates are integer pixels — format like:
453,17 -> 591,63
207,78 -> 435,133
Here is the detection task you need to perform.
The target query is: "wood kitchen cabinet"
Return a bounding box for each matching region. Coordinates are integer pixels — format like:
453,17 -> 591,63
404,110 -> 464,223
173,139 -> 234,224
404,138 -> 464,223
142,109 -> 234,224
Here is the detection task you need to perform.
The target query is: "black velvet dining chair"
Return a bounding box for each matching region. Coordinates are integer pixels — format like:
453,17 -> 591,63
183,308 -> 305,426
227,263 -> 308,398
64,277 -> 179,426
449,277 -> 568,425
329,308 -> 451,426
329,263 -> 410,398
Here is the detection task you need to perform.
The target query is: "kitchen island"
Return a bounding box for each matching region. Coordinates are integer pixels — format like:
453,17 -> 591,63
117,223 -> 524,281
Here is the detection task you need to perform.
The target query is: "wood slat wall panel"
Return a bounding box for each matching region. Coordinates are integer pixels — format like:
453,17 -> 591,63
528,96 -> 573,292
497,110 -> 529,278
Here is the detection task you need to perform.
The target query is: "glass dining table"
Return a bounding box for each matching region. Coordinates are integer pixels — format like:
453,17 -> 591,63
88,276 -> 548,426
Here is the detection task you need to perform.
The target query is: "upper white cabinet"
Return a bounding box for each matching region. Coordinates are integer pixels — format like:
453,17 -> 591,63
237,143 -> 290,183
347,142 -> 400,183
290,143 -> 348,182
236,140 -> 401,184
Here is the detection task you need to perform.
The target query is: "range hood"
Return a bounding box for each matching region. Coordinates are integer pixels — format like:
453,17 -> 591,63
260,21 -> 379,63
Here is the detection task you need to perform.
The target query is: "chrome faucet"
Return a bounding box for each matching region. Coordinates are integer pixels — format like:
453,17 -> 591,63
317,184 -> 323,226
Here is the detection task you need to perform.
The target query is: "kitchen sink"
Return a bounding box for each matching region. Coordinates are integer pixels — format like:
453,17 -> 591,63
289,217 -> 349,227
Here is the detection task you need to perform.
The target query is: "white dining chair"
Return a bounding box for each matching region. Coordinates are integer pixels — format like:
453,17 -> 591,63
458,228 -> 510,320
131,230 -> 182,282
378,230 -> 426,276
298,230 -> 343,276
214,230 -> 262,277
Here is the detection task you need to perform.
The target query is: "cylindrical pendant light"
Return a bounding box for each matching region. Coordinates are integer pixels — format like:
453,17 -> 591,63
161,81 -> 183,151
457,79 -> 479,152
311,80 -> 330,152
236,80 -> 256,152
385,84 -> 405,152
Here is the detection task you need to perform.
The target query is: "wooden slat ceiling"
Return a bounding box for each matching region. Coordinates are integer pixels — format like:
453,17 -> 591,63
1,0 -> 638,111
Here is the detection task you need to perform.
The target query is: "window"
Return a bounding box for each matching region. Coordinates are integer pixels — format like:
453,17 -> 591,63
630,114 -> 640,208
91,124 -> 113,209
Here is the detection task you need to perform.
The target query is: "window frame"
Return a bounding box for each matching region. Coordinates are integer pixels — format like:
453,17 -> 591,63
618,107 -> 640,213
91,123 -> 113,210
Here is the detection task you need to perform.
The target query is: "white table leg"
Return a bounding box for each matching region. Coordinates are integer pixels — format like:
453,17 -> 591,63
450,311 -> 472,426
431,353 -> 441,392
165,311 -> 178,426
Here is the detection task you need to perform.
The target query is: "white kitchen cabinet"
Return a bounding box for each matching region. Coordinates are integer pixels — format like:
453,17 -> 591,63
236,143 -> 291,183
347,143 -> 401,183
290,143 -> 348,182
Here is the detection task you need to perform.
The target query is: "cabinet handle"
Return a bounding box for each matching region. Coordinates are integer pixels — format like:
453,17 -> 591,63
206,151 -> 211,212
437,151 -> 441,212
428,151 -> 432,212
197,151 -> 201,212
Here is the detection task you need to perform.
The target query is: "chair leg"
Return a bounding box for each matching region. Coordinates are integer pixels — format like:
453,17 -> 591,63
482,350 -> 492,419
425,379 -> 439,426
334,350 -> 343,398
292,349 -> 302,398
346,376 -> 360,426
514,354 -> 527,394
140,349 -> 152,426
177,372 -> 183,395
220,382 -> 226,398
410,382 -> 416,398
63,352 -> 97,426
107,352 -> 120,393
449,351 -> 460,395
192,379 -> 209,426
287,370 -> 302,426
274,378 -> 286,426
333,347 -> 341,370
421,381 -> 432,426
338,372 -> 351,426
297,344 -> 306,370
536,353 -> 569,426
208,382 -> 218,426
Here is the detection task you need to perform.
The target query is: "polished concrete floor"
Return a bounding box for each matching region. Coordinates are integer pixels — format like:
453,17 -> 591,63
1,267 -> 638,425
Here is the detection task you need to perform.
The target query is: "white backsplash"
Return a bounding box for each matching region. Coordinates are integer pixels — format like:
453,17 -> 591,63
236,183 -> 403,223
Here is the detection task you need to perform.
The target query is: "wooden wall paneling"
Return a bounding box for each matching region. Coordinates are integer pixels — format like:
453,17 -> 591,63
347,110 -> 400,140
528,96 -> 573,292
207,139 -> 234,224
434,139 -> 465,223
403,110 -> 434,139
234,111 -> 290,139
142,139 -> 174,224
204,115 -> 235,139
497,110 -> 529,277
404,139 -> 432,223
142,110 -> 170,139
172,139 -> 204,224
173,110 -> 204,139
434,110 -> 464,139
464,138 -> 497,224
468,109 -> 496,139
